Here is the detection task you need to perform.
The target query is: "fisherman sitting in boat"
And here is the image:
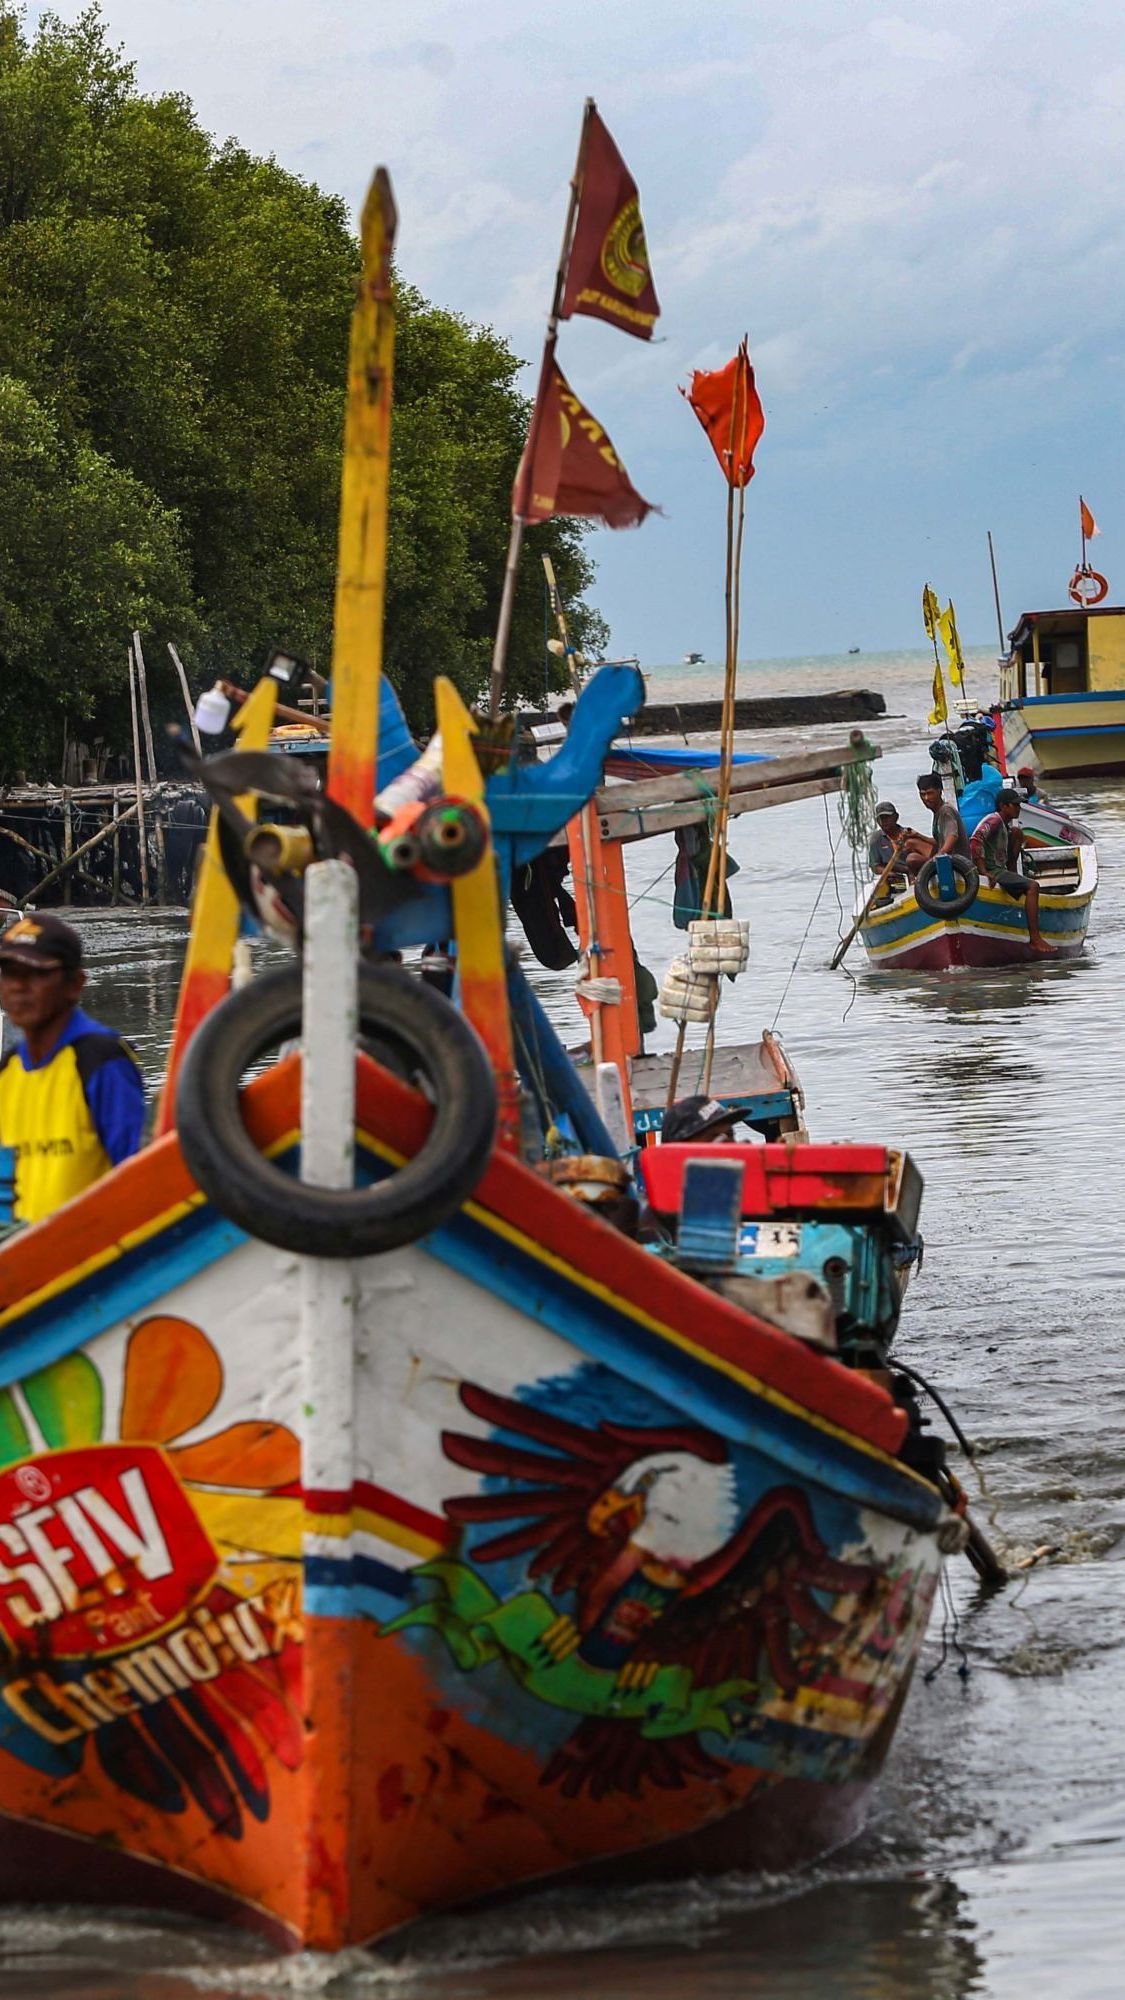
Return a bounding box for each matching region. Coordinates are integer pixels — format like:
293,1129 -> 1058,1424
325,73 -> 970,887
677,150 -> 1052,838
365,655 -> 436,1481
970,791 -> 1055,955
0,915 -> 145,1224
1017,765 -> 1050,806
868,802 -> 918,878
916,773 -> 972,869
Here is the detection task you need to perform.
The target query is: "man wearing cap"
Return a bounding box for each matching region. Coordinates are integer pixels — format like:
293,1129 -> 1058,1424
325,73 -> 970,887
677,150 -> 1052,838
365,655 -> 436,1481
0,916 -> 145,1224
1017,765 -> 1050,806
662,1096 -> 746,1146
867,802 -> 928,877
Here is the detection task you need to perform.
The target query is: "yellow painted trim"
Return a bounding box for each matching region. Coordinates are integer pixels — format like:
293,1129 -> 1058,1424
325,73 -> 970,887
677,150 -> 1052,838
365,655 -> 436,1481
191,1490 -> 304,1560
303,1505 -> 443,1560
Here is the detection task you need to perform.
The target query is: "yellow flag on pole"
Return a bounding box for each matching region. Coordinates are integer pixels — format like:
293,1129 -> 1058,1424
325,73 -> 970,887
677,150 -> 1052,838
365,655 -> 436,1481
922,584 -> 941,638
938,601 -> 965,687
929,660 -> 948,726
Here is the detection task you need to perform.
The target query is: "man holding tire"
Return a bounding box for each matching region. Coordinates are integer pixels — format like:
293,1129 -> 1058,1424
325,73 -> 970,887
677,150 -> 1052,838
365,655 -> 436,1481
970,792 -> 1055,954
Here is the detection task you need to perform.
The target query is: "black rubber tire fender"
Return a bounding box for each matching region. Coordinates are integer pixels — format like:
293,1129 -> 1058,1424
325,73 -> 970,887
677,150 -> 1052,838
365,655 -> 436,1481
176,963 -> 497,1258
913,855 -> 979,920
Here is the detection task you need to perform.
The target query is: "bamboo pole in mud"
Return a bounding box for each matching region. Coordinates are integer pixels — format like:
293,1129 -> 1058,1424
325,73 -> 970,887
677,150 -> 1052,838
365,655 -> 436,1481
132,632 -> 159,786
128,649 -> 150,904
168,642 -> 202,754
111,793 -> 121,903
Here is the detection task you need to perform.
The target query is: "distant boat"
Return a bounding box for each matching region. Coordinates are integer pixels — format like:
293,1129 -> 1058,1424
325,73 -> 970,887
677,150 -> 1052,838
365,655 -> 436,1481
848,647 -> 861,655
683,651 -> 705,664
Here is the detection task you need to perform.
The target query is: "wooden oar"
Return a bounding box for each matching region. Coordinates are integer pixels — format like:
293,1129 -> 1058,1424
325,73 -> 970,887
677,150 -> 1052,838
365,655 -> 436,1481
829,838 -> 905,970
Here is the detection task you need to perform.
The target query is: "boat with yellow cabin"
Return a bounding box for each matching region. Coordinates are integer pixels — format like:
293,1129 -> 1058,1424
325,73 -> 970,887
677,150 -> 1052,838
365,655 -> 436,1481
998,602 -> 1125,778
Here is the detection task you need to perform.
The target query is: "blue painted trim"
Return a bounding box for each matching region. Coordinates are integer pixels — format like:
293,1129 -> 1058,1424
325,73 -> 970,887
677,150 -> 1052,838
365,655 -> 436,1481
1016,689 -> 1125,707
865,892 -> 1088,949
305,1551 -> 411,1601
0,1141 -> 939,1534
0,1203 -> 248,1391
1027,723 -> 1125,740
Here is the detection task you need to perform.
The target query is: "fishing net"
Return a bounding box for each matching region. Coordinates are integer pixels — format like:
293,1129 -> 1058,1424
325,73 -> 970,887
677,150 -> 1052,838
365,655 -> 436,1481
837,733 -> 879,898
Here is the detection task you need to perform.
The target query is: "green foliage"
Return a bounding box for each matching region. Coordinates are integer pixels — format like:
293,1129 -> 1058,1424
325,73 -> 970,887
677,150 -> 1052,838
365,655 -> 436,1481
0,4 -> 605,776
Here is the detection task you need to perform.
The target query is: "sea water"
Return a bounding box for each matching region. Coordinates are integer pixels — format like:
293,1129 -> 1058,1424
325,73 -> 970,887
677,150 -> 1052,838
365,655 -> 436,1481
3,648 -> 1123,1999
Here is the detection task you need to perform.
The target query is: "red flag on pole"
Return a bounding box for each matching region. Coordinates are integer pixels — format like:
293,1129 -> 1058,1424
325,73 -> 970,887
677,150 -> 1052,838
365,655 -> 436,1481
1080,496 -> 1100,540
513,343 -> 654,528
560,107 -> 660,341
682,341 -> 765,487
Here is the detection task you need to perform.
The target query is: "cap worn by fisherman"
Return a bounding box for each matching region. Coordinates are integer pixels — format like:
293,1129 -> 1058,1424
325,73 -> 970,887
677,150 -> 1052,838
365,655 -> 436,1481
875,801 -> 898,820
0,913 -> 83,972
663,1095 -> 740,1144
0,915 -> 145,1224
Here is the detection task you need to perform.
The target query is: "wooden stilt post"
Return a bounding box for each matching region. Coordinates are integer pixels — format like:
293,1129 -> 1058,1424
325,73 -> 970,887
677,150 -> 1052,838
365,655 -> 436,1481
111,793 -> 121,903
62,794 -> 73,907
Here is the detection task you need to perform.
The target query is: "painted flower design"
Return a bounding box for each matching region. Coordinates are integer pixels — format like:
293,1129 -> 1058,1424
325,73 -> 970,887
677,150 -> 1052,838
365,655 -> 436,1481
0,1317 -> 303,1838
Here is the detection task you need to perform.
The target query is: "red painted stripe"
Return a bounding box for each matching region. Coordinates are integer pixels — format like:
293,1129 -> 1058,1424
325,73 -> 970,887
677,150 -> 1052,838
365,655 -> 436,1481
303,1480 -> 450,1544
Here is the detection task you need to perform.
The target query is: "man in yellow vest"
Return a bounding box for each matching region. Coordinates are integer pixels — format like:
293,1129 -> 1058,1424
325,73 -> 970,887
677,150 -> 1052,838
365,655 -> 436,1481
0,915 -> 145,1224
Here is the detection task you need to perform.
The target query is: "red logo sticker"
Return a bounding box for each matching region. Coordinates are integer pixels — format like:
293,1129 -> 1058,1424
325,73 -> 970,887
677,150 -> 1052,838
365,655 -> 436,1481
0,1444 -> 218,1658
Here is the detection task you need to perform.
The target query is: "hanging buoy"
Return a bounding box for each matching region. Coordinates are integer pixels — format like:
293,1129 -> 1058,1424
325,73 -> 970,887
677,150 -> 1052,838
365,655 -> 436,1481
659,957 -> 720,1023
1068,565 -> 1109,607
686,917 -> 749,974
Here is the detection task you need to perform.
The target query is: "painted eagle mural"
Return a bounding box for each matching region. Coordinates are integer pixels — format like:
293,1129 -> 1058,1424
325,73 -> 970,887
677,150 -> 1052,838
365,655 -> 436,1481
425,1382 -> 882,1800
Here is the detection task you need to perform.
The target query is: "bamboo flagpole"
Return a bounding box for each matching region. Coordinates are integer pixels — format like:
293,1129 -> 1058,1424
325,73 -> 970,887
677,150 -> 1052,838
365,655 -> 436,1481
987,531 -> 1006,650
488,101 -> 594,721
667,340 -> 760,1108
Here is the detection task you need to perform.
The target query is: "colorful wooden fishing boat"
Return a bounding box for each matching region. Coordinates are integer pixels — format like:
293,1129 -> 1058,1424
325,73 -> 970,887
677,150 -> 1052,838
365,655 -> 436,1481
997,602 -> 1125,777
857,794 -> 1097,972
0,168 -> 969,1955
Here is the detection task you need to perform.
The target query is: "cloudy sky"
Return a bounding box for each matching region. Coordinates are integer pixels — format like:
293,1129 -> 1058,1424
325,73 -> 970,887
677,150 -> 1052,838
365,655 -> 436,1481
33,0 -> 1125,664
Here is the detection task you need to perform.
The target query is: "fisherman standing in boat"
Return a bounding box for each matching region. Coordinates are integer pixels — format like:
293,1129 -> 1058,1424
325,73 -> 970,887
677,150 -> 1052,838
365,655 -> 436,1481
970,792 -> 1055,955
916,773 -> 972,867
0,915 -> 145,1224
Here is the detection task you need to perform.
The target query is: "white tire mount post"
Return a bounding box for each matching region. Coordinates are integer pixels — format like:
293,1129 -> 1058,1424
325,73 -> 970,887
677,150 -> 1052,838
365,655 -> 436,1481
298,860 -> 360,1907
298,858 -> 359,1926
300,858 -> 359,1482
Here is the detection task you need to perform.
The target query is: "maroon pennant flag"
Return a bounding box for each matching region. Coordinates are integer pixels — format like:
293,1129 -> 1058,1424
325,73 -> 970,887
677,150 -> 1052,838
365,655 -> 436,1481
560,107 -> 660,341
513,345 -> 654,528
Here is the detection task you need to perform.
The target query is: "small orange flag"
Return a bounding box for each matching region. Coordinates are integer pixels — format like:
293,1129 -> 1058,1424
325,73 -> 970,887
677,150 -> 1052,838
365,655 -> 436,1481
682,340 -> 765,487
1080,496 -> 1100,539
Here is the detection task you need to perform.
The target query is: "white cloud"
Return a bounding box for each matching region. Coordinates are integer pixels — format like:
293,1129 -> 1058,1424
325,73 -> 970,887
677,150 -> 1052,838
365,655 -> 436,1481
24,0 -> 1125,654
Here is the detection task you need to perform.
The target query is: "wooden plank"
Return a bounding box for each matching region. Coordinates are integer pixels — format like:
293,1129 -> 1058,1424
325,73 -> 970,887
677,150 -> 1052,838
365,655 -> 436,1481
597,775 -> 843,843
592,739 -> 880,817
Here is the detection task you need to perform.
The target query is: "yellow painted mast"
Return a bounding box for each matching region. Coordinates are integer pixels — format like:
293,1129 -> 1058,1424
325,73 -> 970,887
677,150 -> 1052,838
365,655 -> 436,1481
326,170 -> 397,828
435,678 -> 522,1154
